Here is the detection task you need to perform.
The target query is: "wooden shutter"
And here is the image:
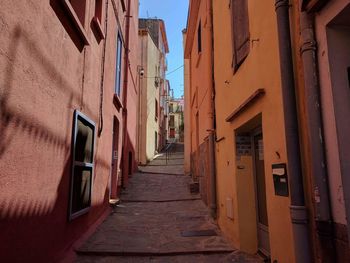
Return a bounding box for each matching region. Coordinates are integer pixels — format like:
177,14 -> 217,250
231,0 -> 250,72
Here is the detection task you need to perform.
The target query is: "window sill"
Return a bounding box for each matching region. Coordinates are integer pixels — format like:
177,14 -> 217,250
92,16 -> 105,40
61,0 -> 90,46
69,207 -> 90,221
113,94 -> 123,110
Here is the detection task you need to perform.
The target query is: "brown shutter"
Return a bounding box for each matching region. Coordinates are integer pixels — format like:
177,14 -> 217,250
231,0 -> 250,72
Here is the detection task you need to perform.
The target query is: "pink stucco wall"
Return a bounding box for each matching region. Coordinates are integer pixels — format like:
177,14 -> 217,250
314,0 -> 350,225
121,0 -> 140,184
0,0 -> 136,262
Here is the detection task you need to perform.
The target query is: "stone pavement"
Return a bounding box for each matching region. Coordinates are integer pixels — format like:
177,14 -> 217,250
75,143 -> 262,263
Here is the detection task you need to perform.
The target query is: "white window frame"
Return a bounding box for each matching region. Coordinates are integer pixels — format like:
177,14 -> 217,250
115,33 -> 123,96
69,110 -> 96,220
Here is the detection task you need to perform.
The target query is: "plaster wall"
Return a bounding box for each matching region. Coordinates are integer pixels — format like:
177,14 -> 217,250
212,0 -> 295,262
0,0 -> 126,262
184,55 -> 191,174
123,0 -> 140,178
189,0 -> 213,150
184,0 -> 214,191
314,0 -> 350,226
139,32 -> 160,164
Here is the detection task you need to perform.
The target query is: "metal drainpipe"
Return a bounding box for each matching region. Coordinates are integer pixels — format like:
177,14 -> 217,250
274,1 -> 311,262
300,11 -> 335,261
98,0 -> 110,136
208,0 -> 217,219
121,0 -> 132,187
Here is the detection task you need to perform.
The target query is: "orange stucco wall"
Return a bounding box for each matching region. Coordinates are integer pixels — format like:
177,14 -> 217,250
212,1 -> 295,262
184,0 -> 214,185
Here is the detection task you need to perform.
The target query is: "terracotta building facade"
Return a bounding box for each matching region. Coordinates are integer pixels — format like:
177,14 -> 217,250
184,0 -> 216,209
0,0 -> 139,262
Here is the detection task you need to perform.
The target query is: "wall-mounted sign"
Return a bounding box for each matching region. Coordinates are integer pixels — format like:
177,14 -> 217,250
272,163 -> 289,197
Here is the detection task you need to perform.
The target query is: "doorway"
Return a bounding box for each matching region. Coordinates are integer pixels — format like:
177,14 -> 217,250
128,151 -> 133,175
110,117 -> 120,199
252,131 -> 270,256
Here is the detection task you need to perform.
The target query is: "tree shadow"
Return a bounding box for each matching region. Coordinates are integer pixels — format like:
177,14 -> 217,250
0,24 -> 112,262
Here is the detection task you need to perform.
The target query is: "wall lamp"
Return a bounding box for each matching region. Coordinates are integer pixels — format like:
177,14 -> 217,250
137,66 -> 144,77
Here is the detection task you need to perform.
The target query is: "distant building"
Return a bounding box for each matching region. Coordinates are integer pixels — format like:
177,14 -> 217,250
168,97 -> 184,143
138,18 -> 169,164
0,0 -> 139,262
160,80 -> 171,147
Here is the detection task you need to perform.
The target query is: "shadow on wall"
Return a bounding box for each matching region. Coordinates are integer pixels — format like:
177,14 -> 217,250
49,0 -> 86,51
121,132 -> 138,187
0,25 -> 110,262
0,24 -> 82,158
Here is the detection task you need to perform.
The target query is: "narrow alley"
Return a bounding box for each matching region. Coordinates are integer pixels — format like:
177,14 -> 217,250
75,144 -> 261,263
2,0 -> 350,262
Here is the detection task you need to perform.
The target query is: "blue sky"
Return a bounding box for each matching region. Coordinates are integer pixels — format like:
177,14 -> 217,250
139,0 -> 189,98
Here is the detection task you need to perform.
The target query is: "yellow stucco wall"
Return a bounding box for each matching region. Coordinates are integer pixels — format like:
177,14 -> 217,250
139,32 -> 160,164
213,1 -> 296,262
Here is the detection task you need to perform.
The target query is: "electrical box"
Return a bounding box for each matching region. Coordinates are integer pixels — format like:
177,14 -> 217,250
272,163 -> 289,197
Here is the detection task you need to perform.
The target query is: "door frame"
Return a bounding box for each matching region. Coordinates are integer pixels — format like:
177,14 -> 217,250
110,117 -> 120,199
251,127 -> 270,256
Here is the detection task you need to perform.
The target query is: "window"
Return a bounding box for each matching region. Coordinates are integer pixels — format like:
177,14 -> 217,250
69,0 -> 87,26
169,103 -> 173,113
155,99 -> 159,120
115,33 -> 123,96
92,0 -> 105,40
231,0 -> 250,72
95,0 -> 102,22
69,110 -> 95,220
197,21 -> 202,53
120,0 -> 126,12
61,0 -> 90,45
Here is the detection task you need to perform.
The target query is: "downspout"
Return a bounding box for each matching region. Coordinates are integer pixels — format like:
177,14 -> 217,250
299,11 -> 335,261
274,1 -> 311,262
98,0 -> 109,136
121,0 -> 132,187
138,35 -> 145,165
208,0 -> 217,219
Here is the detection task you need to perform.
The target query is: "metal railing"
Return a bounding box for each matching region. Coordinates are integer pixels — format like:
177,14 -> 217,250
165,142 -> 175,165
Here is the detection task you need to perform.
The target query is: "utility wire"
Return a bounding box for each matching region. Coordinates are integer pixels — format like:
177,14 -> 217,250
142,65 -> 185,79
166,65 -> 184,76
